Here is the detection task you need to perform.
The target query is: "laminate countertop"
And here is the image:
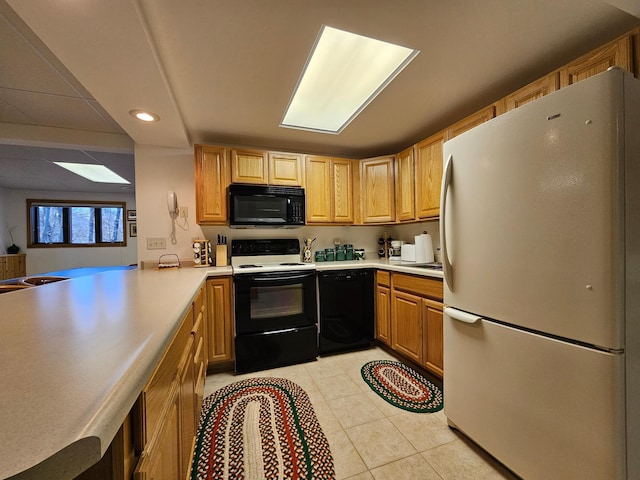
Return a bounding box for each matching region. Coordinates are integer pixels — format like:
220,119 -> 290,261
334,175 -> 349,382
0,260 -> 439,479
0,265 -> 231,480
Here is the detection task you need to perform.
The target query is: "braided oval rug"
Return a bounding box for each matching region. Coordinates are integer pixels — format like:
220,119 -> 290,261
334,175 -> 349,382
361,360 -> 443,413
191,377 -> 335,480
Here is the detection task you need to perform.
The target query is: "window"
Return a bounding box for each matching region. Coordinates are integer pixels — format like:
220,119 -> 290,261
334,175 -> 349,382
27,199 -> 127,248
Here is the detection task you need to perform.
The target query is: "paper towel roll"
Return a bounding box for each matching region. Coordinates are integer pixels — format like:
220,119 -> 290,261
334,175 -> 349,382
415,233 -> 434,263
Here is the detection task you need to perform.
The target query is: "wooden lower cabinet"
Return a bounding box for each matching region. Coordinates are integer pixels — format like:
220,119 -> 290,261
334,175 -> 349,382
382,272 -> 444,378
134,384 -> 181,480
391,290 -> 423,364
132,284 -> 209,480
206,277 -> 234,365
423,298 -> 444,377
0,253 -> 26,280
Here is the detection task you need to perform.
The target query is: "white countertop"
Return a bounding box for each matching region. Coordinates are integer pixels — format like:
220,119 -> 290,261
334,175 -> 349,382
314,258 -> 444,278
0,265 -> 230,480
0,260 -> 435,479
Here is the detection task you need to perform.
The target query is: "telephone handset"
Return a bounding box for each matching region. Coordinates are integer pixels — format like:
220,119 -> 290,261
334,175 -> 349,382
168,191 -> 178,218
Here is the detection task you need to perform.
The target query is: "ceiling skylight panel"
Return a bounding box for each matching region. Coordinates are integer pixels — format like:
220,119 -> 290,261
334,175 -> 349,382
54,162 -> 130,184
281,26 -> 419,134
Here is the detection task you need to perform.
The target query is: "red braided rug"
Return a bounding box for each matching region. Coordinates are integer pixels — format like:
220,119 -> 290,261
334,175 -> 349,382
191,377 -> 335,480
361,360 -> 443,413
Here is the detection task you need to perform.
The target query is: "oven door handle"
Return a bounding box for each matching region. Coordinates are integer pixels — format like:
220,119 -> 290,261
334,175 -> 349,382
252,273 -> 314,282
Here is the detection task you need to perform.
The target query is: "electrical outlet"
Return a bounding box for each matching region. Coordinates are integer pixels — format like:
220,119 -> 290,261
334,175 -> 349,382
146,237 -> 166,250
179,206 -> 188,218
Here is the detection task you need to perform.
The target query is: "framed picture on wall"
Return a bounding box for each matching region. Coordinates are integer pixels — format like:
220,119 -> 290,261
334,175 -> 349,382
127,210 -> 137,221
129,223 -> 137,237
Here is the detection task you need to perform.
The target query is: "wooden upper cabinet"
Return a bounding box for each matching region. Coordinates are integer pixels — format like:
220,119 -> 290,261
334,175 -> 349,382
331,158 -> 354,223
268,152 -> 303,186
305,156 -> 332,223
560,35 -> 632,87
395,147 -> 415,222
447,105 -> 495,139
195,145 -> 229,225
503,73 -> 559,113
231,148 -> 268,184
305,156 -> 354,224
361,156 -> 395,224
415,130 -> 446,220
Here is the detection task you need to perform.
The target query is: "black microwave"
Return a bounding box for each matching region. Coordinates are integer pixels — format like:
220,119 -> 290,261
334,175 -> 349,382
229,184 -> 306,227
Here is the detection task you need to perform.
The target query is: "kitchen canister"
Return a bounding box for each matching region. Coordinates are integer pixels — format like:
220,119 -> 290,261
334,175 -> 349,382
415,232 -> 435,263
325,248 -> 335,261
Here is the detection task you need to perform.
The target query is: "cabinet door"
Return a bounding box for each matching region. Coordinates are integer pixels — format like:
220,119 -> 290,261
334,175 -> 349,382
195,145 -> 229,225
415,131 -> 446,220
332,158 -> 354,223
447,105 -> 495,139
504,73 -> 559,113
305,156 -> 332,223
268,152 -> 303,186
206,277 -> 234,364
361,156 -> 395,223
423,298 -> 444,378
231,149 -> 268,184
395,147 -> 415,222
134,385 -> 181,480
560,35 -> 632,87
391,290 -> 422,364
376,284 -> 391,346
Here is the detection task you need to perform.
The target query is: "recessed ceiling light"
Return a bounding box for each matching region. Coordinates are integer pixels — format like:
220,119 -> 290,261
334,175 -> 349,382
129,109 -> 160,122
281,26 -> 419,134
54,162 -> 131,184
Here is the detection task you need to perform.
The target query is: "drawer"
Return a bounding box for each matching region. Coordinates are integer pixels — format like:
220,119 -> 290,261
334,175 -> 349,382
376,270 -> 391,287
392,272 -> 443,300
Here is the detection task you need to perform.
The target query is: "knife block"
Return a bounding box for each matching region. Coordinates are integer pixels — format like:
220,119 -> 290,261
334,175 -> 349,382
215,244 -> 228,267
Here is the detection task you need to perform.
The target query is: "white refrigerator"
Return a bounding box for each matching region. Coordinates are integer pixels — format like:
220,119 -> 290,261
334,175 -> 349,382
440,68 -> 640,480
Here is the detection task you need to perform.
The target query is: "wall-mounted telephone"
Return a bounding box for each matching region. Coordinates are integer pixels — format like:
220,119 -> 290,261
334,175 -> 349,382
167,191 -> 178,219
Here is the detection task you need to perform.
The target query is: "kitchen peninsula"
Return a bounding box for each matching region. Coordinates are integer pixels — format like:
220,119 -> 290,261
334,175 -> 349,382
0,260 -> 442,479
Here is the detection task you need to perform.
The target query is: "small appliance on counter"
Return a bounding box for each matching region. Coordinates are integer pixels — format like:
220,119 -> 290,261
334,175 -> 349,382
400,244 -> 416,261
389,240 -> 404,260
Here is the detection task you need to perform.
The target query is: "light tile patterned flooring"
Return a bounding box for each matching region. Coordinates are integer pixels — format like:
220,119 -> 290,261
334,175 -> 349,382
203,347 -> 519,480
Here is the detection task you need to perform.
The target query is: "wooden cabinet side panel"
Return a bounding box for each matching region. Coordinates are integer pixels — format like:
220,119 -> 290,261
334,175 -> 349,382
195,145 -> 228,225
376,285 -> 391,346
361,157 -> 395,224
415,132 -> 446,220
332,159 -> 354,223
396,148 -> 415,222
305,156 -> 332,223
423,299 -> 444,378
206,277 -> 234,364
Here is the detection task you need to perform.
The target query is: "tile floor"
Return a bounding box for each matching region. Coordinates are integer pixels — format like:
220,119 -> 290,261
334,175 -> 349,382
203,347 -> 519,480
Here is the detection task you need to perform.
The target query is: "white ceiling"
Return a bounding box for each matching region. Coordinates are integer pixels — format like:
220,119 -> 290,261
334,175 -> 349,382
1,0 -> 639,193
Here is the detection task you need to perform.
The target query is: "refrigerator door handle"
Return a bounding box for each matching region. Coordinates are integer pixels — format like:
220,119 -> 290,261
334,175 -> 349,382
444,306 -> 482,324
441,154 -> 454,291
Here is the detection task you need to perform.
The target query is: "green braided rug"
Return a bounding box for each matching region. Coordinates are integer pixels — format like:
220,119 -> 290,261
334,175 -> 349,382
361,360 -> 443,413
191,377 -> 335,480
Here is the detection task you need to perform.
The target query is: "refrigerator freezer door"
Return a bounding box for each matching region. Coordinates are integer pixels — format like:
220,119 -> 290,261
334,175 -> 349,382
441,69 -> 627,349
444,310 -> 626,479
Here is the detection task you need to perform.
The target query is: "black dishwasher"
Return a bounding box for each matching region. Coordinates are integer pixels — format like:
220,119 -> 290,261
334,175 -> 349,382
318,269 -> 374,355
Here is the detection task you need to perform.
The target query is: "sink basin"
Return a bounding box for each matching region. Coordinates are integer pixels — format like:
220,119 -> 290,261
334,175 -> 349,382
19,276 -> 69,286
412,262 -> 443,270
0,284 -> 32,294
